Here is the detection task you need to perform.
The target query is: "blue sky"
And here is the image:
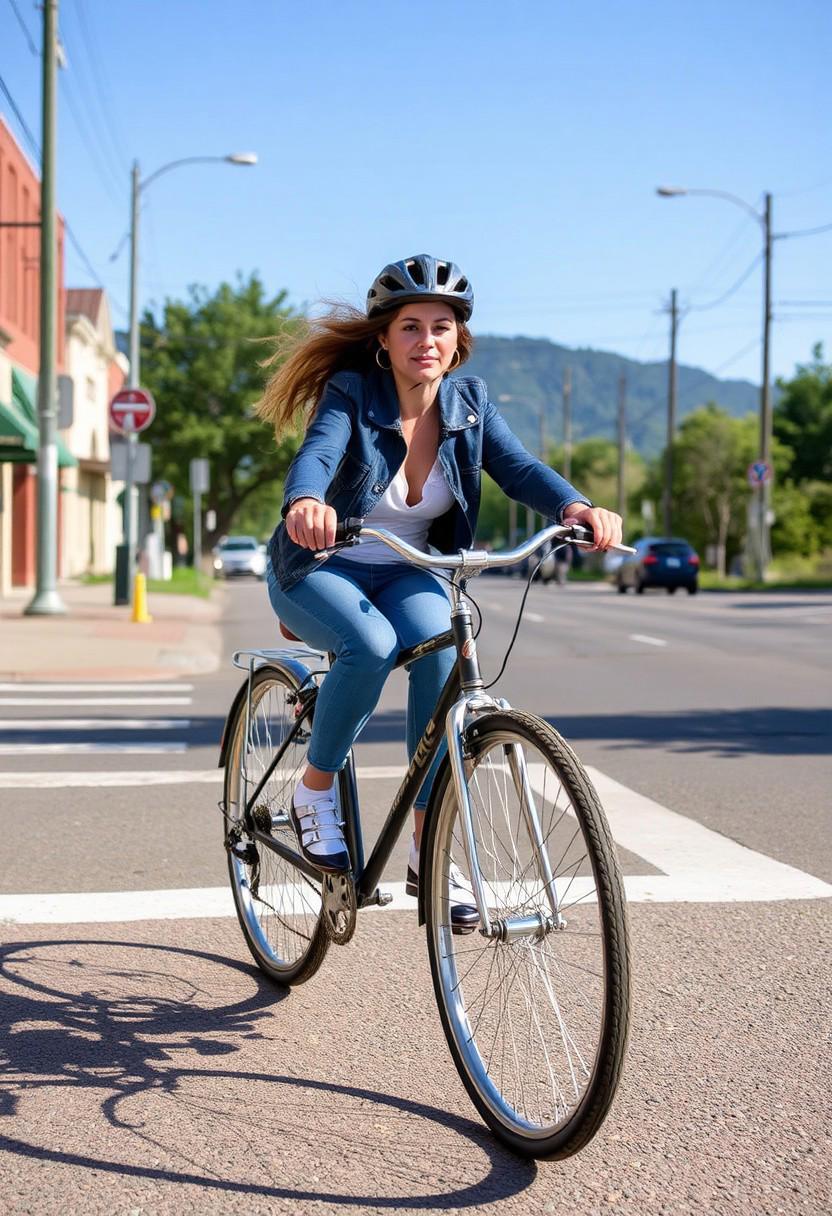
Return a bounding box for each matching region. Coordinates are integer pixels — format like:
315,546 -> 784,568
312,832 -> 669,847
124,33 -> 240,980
2,0 -> 830,386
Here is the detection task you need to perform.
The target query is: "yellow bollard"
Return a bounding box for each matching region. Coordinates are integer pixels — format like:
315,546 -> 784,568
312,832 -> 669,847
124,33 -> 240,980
131,572 -> 153,624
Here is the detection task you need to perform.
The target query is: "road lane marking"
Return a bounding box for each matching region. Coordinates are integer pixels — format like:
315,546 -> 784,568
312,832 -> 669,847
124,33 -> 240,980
526,612 -> 545,623
584,766 -> 830,903
0,764 -> 407,789
629,634 -> 667,647
0,718 -> 191,732
1,764 -> 830,919
0,743 -> 188,756
0,769 -> 222,788
0,697 -> 192,707
0,682 -> 194,692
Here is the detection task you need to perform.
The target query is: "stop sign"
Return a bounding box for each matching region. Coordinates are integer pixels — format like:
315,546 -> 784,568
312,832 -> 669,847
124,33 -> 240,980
109,387 -> 156,434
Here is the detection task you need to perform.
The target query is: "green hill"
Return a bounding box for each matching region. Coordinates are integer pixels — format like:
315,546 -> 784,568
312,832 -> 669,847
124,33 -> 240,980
459,335 -> 762,456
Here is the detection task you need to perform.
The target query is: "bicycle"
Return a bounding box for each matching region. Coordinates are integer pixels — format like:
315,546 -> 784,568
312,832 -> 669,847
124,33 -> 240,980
219,520 -> 634,1159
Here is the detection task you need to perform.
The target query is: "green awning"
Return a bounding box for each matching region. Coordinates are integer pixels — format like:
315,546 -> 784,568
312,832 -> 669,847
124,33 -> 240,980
0,368 -> 77,467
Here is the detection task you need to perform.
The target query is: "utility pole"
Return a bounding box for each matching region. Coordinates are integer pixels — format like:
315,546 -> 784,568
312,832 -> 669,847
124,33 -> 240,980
26,0 -> 64,615
662,289 -> 679,537
757,192 -> 773,580
617,370 -> 627,523
121,160 -> 142,604
562,366 -> 572,482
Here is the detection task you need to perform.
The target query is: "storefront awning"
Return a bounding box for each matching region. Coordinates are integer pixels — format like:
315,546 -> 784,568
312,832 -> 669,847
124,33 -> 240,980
0,369 -> 77,467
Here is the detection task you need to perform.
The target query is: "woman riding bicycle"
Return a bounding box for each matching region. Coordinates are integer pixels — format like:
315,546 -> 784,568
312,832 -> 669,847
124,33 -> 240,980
259,254 -> 622,920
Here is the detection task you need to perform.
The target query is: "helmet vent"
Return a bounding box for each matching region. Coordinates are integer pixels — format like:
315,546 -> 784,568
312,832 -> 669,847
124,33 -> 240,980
379,274 -> 401,291
454,276 -> 469,293
436,262 -> 450,286
406,259 -> 426,286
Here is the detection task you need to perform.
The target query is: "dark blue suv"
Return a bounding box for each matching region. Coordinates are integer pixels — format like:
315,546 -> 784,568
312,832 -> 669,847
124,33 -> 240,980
616,537 -> 699,595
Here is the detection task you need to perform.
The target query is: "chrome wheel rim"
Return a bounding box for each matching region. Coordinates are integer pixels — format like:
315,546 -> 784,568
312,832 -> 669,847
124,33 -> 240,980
226,676 -> 323,972
432,730 -> 608,1138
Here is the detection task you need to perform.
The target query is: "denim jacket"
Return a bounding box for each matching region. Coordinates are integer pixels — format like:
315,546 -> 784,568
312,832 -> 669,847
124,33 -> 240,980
269,367 -> 590,591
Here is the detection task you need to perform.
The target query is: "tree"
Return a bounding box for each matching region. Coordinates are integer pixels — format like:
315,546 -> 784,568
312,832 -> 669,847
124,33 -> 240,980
773,344 -> 832,483
139,273 -> 303,546
645,403 -> 793,575
546,438 -> 647,530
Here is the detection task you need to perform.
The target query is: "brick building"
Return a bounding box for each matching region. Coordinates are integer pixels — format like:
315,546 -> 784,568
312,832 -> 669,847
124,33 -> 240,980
0,115 -> 125,595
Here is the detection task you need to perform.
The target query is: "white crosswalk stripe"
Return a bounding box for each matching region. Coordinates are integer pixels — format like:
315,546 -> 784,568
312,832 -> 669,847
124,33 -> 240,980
0,680 -> 195,759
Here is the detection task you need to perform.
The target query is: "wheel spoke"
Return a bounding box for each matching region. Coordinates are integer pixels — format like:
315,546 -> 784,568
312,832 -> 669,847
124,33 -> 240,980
428,714 -> 629,1151
225,670 -> 326,981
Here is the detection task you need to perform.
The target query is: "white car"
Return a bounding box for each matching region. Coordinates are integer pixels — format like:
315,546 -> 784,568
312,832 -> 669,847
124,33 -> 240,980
213,536 -> 267,580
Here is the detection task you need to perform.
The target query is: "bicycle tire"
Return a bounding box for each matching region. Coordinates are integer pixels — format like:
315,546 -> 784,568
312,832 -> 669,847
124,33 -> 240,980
424,708 -> 631,1158
224,663 -> 330,985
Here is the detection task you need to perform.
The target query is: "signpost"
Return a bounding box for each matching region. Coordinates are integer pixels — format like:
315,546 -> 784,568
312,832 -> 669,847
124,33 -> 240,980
110,386 -> 156,604
189,458 -> 210,573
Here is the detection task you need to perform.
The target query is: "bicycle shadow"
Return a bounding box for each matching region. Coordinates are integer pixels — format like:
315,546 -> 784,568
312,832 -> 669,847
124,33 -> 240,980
0,938 -> 535,1207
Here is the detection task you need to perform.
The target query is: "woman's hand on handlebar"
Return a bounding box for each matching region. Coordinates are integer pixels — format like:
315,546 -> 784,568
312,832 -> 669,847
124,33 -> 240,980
561,503 -> 623,552
285,498 -> 338,550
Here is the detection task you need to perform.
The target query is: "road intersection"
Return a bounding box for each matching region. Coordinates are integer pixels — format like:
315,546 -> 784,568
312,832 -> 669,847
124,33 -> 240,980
1,580 -> 829,1214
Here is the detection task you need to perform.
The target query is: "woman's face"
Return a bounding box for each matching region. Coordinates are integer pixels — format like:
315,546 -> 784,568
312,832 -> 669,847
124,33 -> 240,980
379,302 -> 459,383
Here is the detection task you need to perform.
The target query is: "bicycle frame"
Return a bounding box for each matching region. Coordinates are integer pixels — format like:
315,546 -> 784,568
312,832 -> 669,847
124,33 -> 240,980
231,576 -> 509,910
230,522 -> 624,931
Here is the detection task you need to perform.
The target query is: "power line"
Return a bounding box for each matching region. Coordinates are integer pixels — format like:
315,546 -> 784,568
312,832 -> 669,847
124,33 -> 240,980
70,0 -> 128,176
684,213 -> 755,299
689,252 -> 762,313
58,71 -> 125,212
0,66 -> 127,318
778,220 -> 832,240
0,70 -> 41,158
6,0 -> 38,54
57,12 -> 126,191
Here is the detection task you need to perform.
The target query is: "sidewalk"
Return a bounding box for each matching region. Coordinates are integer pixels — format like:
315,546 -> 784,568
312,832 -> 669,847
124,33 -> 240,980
0,581 -> 224,680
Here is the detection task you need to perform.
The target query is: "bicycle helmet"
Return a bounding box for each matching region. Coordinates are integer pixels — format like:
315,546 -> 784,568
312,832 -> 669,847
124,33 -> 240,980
366,254 -> 474,321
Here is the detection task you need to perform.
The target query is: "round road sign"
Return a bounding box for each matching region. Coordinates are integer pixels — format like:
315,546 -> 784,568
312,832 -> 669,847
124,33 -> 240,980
746,460 -> 773,488
109,387 -> 156,434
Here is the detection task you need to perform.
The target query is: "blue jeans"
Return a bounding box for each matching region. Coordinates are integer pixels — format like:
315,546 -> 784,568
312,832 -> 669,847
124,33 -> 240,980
266,556 -> 455,809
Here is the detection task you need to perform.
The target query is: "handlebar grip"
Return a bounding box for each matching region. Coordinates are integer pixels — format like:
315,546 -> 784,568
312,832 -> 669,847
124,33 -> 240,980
334,517 -> 364,545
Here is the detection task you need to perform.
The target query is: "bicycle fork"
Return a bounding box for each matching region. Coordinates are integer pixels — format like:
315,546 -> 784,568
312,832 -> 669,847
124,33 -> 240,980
443,586 -> 565,941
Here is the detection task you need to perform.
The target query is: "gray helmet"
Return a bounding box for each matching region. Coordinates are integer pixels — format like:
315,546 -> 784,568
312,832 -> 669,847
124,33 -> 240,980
366,254 -> 473,321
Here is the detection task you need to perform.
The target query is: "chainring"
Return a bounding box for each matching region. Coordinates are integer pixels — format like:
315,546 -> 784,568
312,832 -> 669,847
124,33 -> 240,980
322,872 -> 357,945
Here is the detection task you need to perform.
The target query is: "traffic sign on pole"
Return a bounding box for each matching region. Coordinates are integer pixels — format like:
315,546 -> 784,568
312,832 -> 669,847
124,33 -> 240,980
747,460 -> 773,489
109,387 -> 156,434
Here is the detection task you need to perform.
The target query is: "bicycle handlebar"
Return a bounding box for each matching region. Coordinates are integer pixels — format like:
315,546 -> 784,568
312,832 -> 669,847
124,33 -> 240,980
321,519 -> 636,571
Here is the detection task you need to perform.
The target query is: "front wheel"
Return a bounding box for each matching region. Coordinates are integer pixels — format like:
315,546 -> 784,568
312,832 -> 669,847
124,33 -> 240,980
424,710 -> 631,1159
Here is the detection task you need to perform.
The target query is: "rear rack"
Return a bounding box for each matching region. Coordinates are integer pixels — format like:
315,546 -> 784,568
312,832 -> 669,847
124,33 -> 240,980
231,646 -> 327,674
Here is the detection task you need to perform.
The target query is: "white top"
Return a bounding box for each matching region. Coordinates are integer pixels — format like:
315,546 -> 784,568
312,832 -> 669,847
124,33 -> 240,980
336,458 -> 454,564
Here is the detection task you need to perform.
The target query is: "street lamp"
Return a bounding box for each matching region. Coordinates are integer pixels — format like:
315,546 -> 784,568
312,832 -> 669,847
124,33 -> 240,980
656,184 -> 773,580
121,151 -> 257,601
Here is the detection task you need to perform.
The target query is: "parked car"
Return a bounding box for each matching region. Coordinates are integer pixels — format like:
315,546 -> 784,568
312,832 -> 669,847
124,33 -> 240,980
616,537 -> 699,595
212,536 -> 267,580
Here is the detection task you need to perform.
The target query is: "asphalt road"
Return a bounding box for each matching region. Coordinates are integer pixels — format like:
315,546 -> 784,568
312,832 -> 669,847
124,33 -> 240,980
1,576 -> 830,1215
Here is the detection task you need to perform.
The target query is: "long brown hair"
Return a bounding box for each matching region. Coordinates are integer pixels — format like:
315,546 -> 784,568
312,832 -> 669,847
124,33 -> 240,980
257,302 -> 474,437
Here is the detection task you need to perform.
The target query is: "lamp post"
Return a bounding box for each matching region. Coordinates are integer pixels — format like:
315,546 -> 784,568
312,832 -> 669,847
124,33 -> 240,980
656,185 -> 773,580
122,152 -> 257,600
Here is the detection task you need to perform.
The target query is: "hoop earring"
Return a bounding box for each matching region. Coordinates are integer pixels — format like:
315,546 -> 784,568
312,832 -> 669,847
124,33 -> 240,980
375,347 -> 391,370
448,349 -> 461,370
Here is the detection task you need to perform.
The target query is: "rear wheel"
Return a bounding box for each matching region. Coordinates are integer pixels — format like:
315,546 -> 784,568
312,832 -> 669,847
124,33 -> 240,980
424,710 -> 631,1158
635,579 -> 645,594
224,664 -> 329,985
